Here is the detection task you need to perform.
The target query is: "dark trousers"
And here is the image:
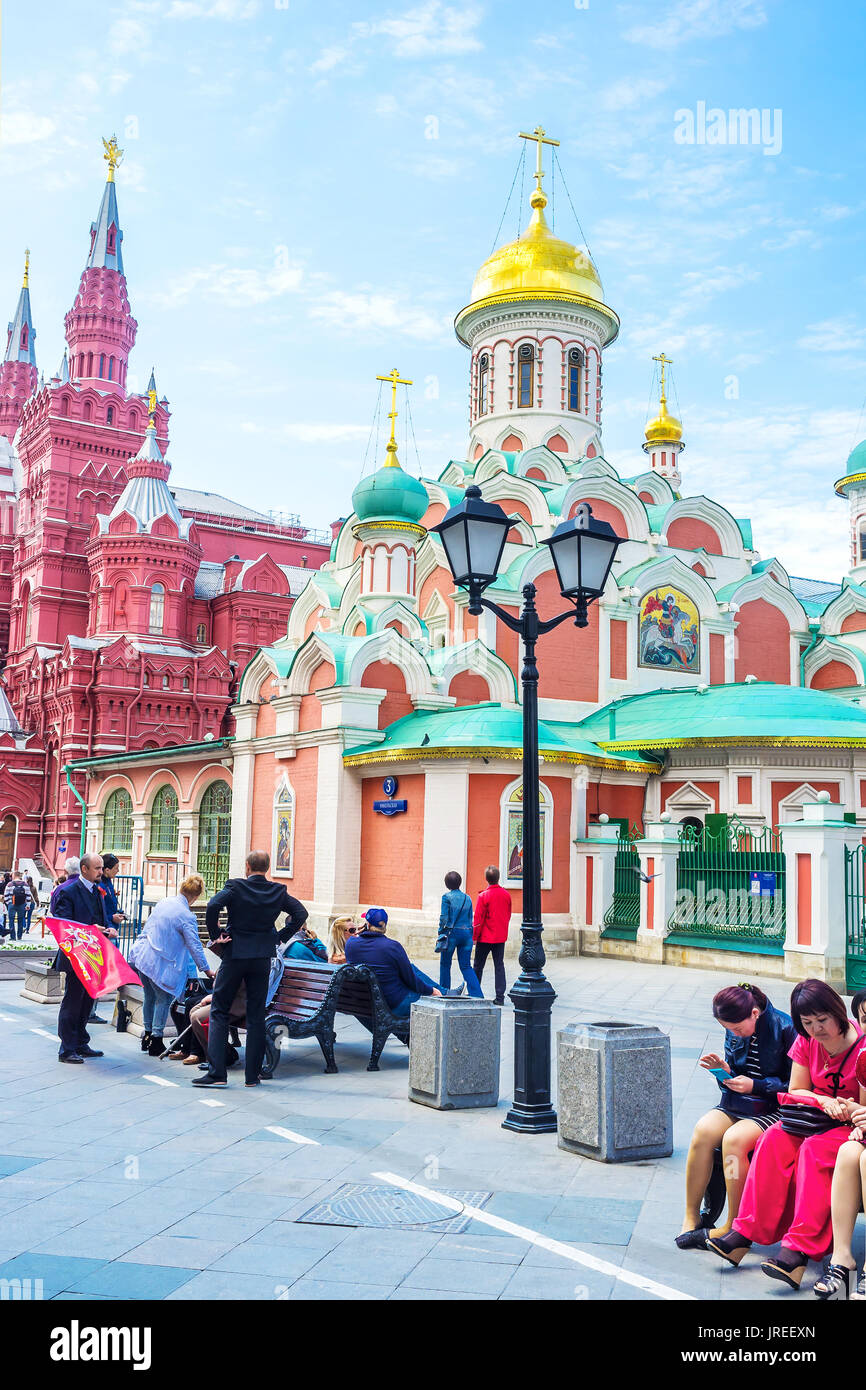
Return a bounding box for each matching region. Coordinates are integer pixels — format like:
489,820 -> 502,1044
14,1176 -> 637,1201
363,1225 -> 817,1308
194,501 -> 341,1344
57,957 -> 93,1057
207,956 -> 270,1083
472,941 -> 507,1003
9,904 -> 27,939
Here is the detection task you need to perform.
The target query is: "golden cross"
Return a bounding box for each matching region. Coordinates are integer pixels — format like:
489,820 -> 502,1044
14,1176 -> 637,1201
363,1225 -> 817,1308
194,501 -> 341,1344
376,368 -> 413,468
518,125 -> 560,196
23,249 -> 30,290
103,134 -> 124,183
652,352 -> 673,403
147,384 -> 157,428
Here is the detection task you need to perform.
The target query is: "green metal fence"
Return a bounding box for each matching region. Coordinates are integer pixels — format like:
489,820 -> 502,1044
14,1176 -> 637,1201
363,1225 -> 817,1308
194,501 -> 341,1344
114,875 -> 144,956
845,843 -> 866,991
666,818 -> 786,953
601,825 -> 642,941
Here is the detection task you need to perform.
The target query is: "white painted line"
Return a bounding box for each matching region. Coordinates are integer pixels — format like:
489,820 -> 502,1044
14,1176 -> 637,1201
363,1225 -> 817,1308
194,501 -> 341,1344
265,1125 -> 320,1146
0,1013 -> 18,1021
143,1073 -> 179,1088
199,1098 -> 225,1108
30,1027 -> 56,1039
372,1171 -> 695,1303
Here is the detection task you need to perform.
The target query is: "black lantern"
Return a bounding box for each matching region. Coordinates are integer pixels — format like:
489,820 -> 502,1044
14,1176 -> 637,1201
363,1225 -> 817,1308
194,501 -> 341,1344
429,485 -> 513,610
541,502 -> 621,626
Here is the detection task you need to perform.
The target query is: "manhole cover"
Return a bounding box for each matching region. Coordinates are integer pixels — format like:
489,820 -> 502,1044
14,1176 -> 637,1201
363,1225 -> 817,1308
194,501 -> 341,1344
297,1183 -> 491,1233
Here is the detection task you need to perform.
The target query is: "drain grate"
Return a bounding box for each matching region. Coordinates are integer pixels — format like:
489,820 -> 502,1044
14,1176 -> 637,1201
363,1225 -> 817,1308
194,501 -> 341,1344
296,1182 -> 491,1233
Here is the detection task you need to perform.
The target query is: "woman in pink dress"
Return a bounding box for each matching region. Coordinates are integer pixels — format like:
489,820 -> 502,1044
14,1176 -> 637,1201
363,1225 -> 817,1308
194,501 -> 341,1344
707,979 -> 866,1289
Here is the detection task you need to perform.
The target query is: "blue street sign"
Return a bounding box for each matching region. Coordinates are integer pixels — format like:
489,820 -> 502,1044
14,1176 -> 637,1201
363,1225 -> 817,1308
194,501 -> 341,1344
382,776 -> 398,797
374,799 -> 408,817
749,871 -> 776,898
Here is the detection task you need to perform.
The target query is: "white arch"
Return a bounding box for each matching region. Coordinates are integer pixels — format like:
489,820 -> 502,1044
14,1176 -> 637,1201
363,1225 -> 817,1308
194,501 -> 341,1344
516,444 -> 570,484
435,640 -> 518,704
724,572 -> 809,633
238,649 -> 281,704
821,585 -> 866,637
662,496 -> 746,559
627,555 -> 722,619
627,470 -> 676,505
558,476 -> 650,541
373,601 -> 426,640
345,627 -> 436,699
285,633 -> 341,697
499,774 -> 554,890
805,638 -> 865,689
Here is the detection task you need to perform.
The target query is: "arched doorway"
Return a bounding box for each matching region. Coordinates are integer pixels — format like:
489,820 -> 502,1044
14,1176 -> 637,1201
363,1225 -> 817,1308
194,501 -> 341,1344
197,781 -> 232,893
0,815 -> 17,870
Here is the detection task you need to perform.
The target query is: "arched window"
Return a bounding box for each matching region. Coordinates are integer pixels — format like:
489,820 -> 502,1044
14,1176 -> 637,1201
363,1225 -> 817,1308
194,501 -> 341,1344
103,787 -> 133,853
197,780 -> 232,892
568,347 -> 583,413
83,401 -> 92,422
22,586 -> 32,647
108,357 -> 115,382
149,785 -> 178,855
106,406 -> 114,426
99,355 -> 105,379
517,344 -> 534,409
272,776 -> 295,876
149,583 -> 165,634
196,623 -> 207,644
500,778 -> 554,890
21,325 -> 28,351
858,521 -> 866,563
183,675 -> 190,690
478,353 -> 489,415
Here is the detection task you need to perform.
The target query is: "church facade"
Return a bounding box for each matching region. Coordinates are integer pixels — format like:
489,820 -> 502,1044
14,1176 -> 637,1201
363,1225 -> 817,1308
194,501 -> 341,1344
61,130 -> 866,967
0,139 -> 334,881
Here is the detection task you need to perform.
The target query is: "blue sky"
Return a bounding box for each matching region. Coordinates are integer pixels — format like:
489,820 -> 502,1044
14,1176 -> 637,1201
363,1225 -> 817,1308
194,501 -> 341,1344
1,0 -> 864,575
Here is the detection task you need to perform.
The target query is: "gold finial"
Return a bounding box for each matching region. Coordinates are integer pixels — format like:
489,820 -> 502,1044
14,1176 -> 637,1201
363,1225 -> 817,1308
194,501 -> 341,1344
102,134 -> 124,183
23,249 -> 30,289
147,386 -> 157,429
652,351 -> 673,407
518,125 -> 560,209
375,367 -> 413,468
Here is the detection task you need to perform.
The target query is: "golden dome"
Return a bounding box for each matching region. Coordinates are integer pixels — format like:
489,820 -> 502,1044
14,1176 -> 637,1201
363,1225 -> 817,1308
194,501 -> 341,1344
455,190 -> 619,345
644,399 -> 683,445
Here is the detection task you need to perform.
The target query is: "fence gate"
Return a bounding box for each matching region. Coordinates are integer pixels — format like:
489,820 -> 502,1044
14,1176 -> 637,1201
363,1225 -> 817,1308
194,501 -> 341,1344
845,843 -> 866,991
197,780 -> 232,894
666,818 -> 786,952
601,824 -> 642,940
113,874 -> 144,956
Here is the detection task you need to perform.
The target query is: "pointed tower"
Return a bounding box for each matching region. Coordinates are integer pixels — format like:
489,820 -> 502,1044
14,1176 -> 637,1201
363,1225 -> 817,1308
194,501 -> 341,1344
88,376 -> 201,639
351,370 -> 428,614
455,126 -> 619,462
642,352 -> 684,490
64,135 -> 138,393
0,251 -> 38,443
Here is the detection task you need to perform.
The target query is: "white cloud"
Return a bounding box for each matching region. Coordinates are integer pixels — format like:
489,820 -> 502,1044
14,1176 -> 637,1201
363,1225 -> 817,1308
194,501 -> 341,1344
0,112 -> 57,145
798,317 -> 866,354
310,46 -> 353,75
310,289 -> 450,342
282,423 -> 370,444
353,3 -> 484,58
150,260 -> 305,307
165,0 -> 259,18
599,78 -> 670,113
624,0 -> 767,51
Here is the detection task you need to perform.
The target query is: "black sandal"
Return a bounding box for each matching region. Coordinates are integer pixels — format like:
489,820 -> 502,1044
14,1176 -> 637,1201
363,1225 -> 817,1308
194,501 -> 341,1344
761,1249 -> 809,1289
675,1227 -> 709,1250
813,1263 -> 852,1300
707,1231 -> 752,1266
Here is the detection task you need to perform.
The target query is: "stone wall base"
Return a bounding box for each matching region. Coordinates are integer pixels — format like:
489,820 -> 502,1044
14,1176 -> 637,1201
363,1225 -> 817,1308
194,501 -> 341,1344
783,950 -> 846,993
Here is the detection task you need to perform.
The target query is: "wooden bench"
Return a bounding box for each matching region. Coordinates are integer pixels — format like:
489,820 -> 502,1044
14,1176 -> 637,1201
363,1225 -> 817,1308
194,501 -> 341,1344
261,960 -> 410,1076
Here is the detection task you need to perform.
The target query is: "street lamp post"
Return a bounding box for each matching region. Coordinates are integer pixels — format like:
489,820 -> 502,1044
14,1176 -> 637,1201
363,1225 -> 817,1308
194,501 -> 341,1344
431,486 -> 623,1133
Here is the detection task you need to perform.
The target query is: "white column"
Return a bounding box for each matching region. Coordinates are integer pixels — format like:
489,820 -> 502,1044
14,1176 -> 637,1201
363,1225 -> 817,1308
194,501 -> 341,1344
130,812 -> 149,878
635,816 -> 681,960
229,750 -> 255,876
421,764 -> 470,916
574,817 -> 620,950
780,797 -> 863,989
313,737 -> 362,915
87,811 -> 105,856
176,811 -> 198,876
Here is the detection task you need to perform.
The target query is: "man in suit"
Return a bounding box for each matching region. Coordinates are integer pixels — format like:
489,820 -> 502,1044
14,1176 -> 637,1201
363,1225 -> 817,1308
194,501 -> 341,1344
52,852 -> 118,1064
193,849 -> 308,1089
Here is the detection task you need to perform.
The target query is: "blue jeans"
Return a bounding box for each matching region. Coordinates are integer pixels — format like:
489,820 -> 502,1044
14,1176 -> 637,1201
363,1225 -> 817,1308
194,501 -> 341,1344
438,926 -> 482,996
391,967 -> 439,1018
141,974 -> 174,1037
8,904 -> 26,939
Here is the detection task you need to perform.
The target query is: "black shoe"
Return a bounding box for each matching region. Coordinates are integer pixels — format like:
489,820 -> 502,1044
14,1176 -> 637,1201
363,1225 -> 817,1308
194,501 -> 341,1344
197,1061 -> 210,1070
140,1032 -> 152,1053
147,1036 -> 168,1058
245,1080 -> 261,1088
78,1047 -> 104,1059
192,1073 -> 228,1088
493,998 -> 504,1006
59,1052 -> 84,1064
88,1013 -> 108,1024
226,1047 -> 240,1069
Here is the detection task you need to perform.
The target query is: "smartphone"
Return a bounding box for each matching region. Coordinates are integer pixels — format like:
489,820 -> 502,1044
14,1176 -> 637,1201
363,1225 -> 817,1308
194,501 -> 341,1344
708,1066 -> 731,1082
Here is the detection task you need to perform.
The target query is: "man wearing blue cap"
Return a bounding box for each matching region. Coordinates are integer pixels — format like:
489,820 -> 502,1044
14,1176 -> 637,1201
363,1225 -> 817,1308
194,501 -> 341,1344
345,907 -> 446,1016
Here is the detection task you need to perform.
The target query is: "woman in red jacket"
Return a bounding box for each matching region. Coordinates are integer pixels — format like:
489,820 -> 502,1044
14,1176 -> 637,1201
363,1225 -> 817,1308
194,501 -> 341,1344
472,865 -> 512,1006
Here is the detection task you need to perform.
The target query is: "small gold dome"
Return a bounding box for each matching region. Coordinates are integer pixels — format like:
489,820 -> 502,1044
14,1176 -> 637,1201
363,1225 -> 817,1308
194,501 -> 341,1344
455,191 -> 618,345
644,399 -> 683,445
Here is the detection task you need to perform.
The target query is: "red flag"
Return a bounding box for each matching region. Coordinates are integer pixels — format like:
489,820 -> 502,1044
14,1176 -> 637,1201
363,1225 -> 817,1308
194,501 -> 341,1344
46,915 -> 141,998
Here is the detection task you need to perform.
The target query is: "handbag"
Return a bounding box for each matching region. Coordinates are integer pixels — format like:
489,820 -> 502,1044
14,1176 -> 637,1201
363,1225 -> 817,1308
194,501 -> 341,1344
778,1096 -> 841,1137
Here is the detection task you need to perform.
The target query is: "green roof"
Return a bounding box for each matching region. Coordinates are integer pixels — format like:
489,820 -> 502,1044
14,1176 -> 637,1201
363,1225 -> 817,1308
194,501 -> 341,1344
577,682 -> 866,750
735,518 -> 753,549
352,464 -> 429,523
644,503 -> 672,533
343,703 -> 659,770
66,737 -> 234,771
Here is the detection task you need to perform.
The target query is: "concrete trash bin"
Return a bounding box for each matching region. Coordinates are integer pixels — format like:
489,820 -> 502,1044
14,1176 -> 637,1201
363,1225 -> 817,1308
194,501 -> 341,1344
557,1019 -> 673,1162
408,996 -> 501,1110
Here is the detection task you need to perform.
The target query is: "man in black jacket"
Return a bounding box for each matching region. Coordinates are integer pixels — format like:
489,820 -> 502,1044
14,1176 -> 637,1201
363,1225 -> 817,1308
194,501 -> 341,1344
193,849 -> 308,1088
52,852 -> 118,1063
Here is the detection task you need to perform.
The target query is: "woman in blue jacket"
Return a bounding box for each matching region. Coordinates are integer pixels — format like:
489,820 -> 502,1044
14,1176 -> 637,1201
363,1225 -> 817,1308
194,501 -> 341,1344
437,871 -> 482,997
676,983 -> 797,1250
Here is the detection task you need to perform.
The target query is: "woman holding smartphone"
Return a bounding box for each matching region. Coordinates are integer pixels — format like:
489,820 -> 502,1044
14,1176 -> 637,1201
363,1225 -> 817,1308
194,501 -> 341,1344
677,983 -> 796,1250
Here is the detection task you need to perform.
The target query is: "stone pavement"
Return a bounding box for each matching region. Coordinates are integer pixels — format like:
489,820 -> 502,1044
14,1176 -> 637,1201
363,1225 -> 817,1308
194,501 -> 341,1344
0,954 -> 858,1302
